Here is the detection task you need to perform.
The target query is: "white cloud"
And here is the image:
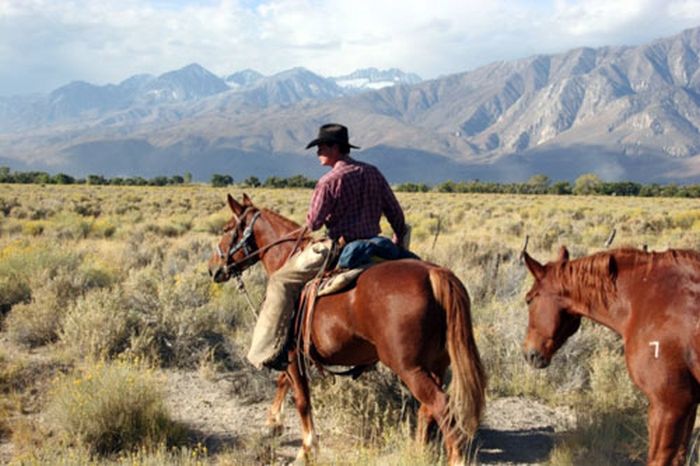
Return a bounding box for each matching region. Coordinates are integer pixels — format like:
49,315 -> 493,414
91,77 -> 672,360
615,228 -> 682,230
0,0 -> 697,96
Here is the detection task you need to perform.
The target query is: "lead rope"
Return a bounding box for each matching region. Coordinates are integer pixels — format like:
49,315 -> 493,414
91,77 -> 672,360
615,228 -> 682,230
235,274 -> 260,320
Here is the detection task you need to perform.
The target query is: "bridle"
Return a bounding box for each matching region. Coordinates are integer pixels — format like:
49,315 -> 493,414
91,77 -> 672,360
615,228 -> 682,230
216,207 -> 263,278
215,207 -> 311,314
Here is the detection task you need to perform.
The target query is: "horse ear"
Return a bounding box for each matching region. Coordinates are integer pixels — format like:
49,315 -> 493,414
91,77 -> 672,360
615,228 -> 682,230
523,251 -> 546,281
242,193 -> 253,206
558,246 -> 570,262
227,194 -> 244,217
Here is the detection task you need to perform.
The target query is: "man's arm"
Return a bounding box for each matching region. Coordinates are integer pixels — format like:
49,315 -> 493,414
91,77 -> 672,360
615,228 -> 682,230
306,181 -> 334,231
380,177 -> 407,245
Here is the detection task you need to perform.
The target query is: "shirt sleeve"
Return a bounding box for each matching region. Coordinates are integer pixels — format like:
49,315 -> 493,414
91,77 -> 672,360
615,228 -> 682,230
380,175 -> 406,240
306,179 -> 335,231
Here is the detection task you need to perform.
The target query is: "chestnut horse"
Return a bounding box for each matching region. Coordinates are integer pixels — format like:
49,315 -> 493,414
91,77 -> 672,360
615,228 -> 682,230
208,194 -> 485,464
522,246 -> 700,466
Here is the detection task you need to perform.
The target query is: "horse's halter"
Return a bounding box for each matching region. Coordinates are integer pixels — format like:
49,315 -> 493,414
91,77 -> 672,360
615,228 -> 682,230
217,207 -> 263,278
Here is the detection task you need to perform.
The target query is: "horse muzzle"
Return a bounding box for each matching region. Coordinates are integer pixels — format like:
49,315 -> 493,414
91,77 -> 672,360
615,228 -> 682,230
524,349 -> 550,369
210,266 -> 230,283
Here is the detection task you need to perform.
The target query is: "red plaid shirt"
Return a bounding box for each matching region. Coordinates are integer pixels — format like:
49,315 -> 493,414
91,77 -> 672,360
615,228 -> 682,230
306,158 -> 406,242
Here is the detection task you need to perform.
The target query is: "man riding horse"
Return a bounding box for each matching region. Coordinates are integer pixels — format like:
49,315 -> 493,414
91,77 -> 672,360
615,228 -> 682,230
247,123 -> 411,371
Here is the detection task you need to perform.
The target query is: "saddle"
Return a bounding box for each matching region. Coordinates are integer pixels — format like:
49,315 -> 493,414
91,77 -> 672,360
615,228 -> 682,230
290,237 -> 419,378
292,265 -> 374,379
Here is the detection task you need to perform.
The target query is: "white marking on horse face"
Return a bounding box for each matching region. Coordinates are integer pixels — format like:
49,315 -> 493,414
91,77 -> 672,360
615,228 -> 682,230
649,340 -> 660,359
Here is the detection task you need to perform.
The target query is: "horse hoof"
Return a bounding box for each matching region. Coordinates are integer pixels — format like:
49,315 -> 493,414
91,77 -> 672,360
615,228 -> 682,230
267,423 -> 284,437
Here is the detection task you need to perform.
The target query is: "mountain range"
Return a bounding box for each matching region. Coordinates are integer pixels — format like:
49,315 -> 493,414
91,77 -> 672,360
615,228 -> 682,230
1,27 -> 700,183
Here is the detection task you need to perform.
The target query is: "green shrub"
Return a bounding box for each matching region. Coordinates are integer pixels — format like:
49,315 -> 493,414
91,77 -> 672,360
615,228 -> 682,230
77,261 -> 120,290
46,359 -> 187,456
60,288 -> 135,360
21,221 -> 46,236
51,212 -> 92,239
0,274 -> 31,314
194,211 -> 229,234
0,241 -> 81,289
89,218 -> 117,238
5,286 -> 64,347
119,232 -> 167,270
122,266 -> 235,368
4,264 -> 116,348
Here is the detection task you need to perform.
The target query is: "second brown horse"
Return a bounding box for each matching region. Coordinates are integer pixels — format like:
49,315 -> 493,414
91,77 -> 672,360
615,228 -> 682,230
523,246 -> 700,466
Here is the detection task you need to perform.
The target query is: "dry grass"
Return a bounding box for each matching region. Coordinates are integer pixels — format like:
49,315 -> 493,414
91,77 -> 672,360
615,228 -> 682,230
0,183 -> 699,464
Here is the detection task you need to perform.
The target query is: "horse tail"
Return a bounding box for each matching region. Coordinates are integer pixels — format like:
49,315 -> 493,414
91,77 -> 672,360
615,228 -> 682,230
429,267 -> 486,438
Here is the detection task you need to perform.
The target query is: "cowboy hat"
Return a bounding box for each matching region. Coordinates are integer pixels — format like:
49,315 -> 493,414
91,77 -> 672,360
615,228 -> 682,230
305,123 -> 360,150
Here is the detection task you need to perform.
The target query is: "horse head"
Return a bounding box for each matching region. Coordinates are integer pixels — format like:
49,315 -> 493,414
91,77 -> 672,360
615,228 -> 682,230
522,246 -> 582,368
208,193 -> 262,283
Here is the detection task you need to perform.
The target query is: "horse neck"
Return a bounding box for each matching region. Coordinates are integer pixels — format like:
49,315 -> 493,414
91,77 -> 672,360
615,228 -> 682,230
255,209 -> 306,275
557,255 -> 626,334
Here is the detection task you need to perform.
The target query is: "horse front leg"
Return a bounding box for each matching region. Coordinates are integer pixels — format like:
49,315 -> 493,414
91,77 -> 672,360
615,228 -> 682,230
682,405 -> 698,460
646,399 -> 695,466
267,372 -> 290,435
286,352 -> 317,462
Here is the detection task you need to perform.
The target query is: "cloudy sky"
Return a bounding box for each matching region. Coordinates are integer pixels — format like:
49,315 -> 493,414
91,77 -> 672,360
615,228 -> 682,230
1,0 -> 699,96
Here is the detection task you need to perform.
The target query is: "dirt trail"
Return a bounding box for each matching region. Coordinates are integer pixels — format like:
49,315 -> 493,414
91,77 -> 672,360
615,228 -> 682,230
0,363 -> 576,464
164,369 -> 577,465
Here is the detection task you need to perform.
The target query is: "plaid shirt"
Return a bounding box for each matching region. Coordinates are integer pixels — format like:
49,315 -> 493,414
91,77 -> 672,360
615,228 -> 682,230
306,158 -> 406,242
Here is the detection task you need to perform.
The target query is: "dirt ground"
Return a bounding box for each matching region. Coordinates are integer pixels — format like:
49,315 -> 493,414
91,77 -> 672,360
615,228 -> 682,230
0,343 -> 577,465
163,369 -> 577,465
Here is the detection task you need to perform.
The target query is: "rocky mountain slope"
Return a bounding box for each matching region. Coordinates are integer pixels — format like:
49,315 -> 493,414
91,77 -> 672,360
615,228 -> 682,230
1,27 -> 699,183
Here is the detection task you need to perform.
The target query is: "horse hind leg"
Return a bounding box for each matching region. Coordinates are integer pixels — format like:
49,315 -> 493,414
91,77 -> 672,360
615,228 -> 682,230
416,365 -> 447,446
400,368 -> 466,466
416,404 -> 436,445
267,372 -> 290,436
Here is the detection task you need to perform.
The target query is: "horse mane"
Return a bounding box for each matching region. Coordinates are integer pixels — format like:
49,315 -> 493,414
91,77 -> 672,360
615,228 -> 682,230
552,250 -> 620,309
552,247 -> 700,308
261,208 -> 301,230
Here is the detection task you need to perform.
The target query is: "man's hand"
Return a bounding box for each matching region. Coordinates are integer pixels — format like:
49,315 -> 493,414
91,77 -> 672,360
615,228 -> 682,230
394,225 -> 412,249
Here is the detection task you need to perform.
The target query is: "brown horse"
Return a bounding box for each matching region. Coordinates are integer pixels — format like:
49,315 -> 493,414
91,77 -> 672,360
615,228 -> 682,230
522,246 -> 700,466
208,194 -> 485,464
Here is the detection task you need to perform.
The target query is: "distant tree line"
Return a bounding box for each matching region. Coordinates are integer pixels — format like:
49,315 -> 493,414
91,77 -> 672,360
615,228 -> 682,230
211,174 -> 317,189
2,167 -> 699,198
397,173 -> 700,198
0,167 -> 193,186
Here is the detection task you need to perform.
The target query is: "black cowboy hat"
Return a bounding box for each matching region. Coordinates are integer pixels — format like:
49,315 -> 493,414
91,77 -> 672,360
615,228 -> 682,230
305,123 -> 360,150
